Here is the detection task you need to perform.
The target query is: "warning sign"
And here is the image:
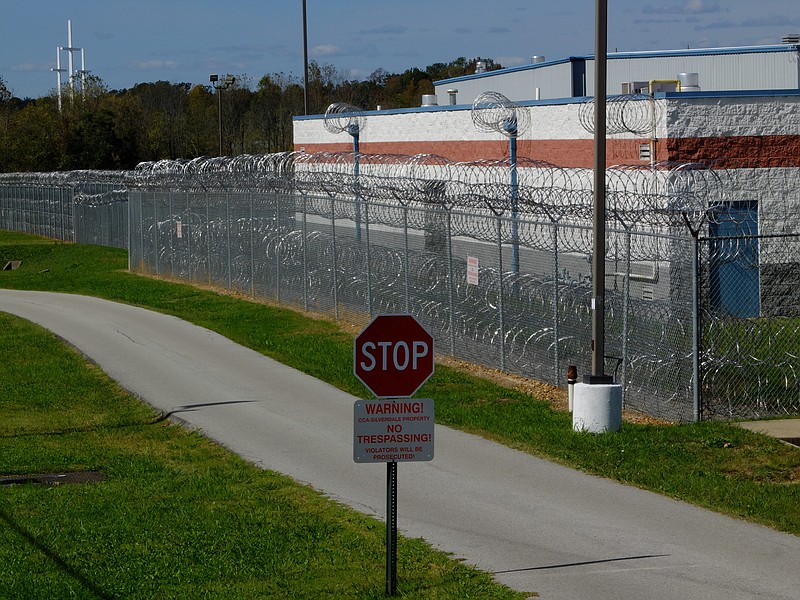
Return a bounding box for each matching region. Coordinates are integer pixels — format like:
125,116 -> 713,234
353,399 -> 434,463
467,256 -> 479,285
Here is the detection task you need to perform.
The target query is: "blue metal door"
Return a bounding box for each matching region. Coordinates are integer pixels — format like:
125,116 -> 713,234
709,201 -> 759,318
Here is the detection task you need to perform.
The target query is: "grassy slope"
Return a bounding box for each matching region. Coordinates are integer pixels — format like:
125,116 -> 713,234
2,235 -> 799,530
1,238 -> 526,598
0,237 -> 800,534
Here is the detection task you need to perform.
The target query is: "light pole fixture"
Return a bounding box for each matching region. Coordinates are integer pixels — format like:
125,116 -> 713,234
302,0 -> 309,115
210,74 -> 236,156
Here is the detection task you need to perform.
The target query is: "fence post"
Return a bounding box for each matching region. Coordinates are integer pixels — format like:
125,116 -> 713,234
497,214 -> 506,371
364,196 -> 373,318
249,193 -> 255,298
331,196 -> 339,321
403,204 -> 411,314
446,209 -> 456,355
226,193 -> 233,290
186,193 -> 192,283
169,192 -> 175,278
153,193 -> 160,276
552,222 -> 560,382
205,193 -> 211,285
275,193 -> 281,303
692,234 -> 702,422
621,227 -> 632,407
302,192 -> 309,312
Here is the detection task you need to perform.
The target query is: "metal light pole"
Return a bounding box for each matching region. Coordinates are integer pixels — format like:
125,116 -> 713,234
589,0 -> 612,383
572,0 -> 621,435
210,74 -> 236,156
302,0 -> 309,115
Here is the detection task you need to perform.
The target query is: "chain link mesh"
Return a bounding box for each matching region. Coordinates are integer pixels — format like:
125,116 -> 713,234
3,153 -> 800,422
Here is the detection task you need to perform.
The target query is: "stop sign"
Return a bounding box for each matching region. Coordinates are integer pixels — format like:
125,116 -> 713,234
354,314 -> 434,398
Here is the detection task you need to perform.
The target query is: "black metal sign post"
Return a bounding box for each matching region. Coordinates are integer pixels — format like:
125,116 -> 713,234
353,315 -> 436,597
386,461 -> 398,596
354,397 -> 435,597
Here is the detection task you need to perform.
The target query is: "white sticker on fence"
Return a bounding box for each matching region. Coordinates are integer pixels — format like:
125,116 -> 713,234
467,256 -> 479,285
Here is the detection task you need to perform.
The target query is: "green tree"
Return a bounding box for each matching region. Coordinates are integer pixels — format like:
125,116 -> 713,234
184,85 -> 216,157
127,81 -> 191,159
7,98 -> 61,171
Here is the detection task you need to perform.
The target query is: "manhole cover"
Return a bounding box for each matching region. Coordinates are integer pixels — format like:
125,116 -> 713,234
1,471 -> 104,487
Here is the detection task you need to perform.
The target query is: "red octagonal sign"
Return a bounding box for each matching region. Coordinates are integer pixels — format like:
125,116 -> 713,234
354,314 -> 435,398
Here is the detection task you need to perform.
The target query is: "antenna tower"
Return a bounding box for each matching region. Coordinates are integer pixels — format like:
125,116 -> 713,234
51,20 -> 87,111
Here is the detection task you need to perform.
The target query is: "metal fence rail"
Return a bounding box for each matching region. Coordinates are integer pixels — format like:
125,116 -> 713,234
3,152 -> 800,423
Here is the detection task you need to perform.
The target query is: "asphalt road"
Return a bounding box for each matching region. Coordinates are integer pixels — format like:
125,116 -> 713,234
2,289 -> 799,600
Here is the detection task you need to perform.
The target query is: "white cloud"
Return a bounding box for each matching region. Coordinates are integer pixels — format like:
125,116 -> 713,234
643,1 -> 725,16
11,63 -> 48,72
312,44 -> 344,57
131,60 -> 178,70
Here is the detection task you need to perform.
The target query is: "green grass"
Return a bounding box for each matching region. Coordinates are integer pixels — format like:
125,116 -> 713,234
0,295 -> 526,598
2,232 -> 800,595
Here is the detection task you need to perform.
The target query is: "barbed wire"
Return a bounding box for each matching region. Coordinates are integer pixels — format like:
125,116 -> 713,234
127,151 -> 741,229
578,94 -> 664,136
3,149 -> 791,233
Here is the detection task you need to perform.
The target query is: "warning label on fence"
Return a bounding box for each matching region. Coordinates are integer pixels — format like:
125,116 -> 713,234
353,399 -> 434,463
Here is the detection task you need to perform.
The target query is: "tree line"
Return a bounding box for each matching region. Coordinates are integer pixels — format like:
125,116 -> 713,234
0,57 -> 500,173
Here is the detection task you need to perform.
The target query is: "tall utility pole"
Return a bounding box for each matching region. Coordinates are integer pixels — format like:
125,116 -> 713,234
571,0 -> 622,435
210,74 -> 236,156
589,0 -> 612,384
302,0 -> 309,115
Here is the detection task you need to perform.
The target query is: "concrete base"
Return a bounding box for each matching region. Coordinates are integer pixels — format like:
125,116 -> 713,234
572,382 -> 623,433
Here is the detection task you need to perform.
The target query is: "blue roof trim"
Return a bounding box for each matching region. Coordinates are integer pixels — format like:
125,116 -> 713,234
434,44 -> 800,86
600,44 -> 798,61
293,104 -> 474,121
293,89 -> 800,121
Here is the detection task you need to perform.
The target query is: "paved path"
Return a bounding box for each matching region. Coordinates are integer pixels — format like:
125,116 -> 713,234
2,289 -> 799,600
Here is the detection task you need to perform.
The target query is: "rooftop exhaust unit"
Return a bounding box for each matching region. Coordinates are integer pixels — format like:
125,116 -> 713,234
531,55 -> 546,64
421,94 -> 438,107
678,72 -> 700,92
782,34 -> 800,44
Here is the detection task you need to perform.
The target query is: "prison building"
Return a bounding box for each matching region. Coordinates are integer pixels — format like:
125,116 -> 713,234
293,43 -> 800,321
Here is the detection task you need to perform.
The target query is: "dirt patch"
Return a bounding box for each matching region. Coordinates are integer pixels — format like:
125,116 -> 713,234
1,471 -> 104,487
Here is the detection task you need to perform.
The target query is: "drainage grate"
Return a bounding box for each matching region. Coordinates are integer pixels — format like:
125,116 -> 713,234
1,471 -> 104,487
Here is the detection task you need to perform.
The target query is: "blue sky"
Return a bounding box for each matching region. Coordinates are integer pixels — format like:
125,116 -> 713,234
2,0 -> 799,99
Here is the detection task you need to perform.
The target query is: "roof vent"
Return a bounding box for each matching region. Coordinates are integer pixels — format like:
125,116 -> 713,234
475,60 -> 486,74
678,72 -> 700,92
532,55 -> 546,64
782,34 -> 800,44
421,94 -> 438,107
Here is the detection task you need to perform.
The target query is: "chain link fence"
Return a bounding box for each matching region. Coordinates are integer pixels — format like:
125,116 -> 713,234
0,171 -> 129,246
3,153 -> 800,423
126,153 -> 705,422
698,231 -> 800,419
